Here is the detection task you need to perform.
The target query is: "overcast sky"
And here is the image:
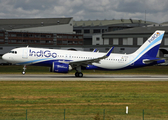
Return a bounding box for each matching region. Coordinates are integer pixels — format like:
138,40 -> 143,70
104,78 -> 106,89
0,0 -> 168,23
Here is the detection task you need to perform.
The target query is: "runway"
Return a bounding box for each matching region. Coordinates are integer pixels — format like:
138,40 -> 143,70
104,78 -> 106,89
0,74 -> 168,81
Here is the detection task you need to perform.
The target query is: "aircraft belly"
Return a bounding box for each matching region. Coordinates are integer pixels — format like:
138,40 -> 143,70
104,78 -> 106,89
93,62 -> 126,70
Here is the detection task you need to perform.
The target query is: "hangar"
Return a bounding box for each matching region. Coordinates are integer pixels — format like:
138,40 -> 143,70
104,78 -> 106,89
0,18 -> 84,56
0,18 -> 73,33
73,19 -> 156,45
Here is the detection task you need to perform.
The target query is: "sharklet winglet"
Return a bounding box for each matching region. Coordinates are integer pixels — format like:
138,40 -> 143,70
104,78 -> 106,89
106,47 -> 114,57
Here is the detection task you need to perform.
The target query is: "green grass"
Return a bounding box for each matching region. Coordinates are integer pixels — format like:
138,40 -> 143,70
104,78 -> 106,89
0,81 -> 168,119
0,65 -> 168,119
1,65 -> 168,75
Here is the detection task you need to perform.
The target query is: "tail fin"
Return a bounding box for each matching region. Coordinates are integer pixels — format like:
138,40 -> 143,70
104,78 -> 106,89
133,30 -> 165,58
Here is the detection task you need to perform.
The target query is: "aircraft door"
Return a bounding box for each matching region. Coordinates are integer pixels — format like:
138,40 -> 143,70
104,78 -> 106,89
22,48 -> 28,59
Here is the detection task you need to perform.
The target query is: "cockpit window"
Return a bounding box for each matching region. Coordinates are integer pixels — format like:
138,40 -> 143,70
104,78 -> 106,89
9,51 -> 17,54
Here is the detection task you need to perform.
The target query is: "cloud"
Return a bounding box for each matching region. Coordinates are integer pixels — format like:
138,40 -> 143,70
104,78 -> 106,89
0,0 -> 167,23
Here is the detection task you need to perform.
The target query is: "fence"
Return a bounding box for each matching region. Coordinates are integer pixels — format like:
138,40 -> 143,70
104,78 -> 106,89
0,109 -> 168,120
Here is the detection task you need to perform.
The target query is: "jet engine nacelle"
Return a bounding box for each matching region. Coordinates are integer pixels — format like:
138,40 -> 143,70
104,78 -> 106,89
50,62 -> 72,73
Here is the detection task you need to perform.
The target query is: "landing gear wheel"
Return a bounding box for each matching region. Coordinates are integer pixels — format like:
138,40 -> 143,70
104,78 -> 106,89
75,72 -> 83,77
75,72 -> 79,77
22,65 -> 26,75
78,72 -> 83,77
22,71 -> 26,75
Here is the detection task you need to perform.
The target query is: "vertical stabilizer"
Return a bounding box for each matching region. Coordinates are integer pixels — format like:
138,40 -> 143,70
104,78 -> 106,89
133,30 -> 165,58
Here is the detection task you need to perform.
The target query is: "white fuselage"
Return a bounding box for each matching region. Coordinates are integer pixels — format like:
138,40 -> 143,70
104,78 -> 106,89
2,47 -> 135,70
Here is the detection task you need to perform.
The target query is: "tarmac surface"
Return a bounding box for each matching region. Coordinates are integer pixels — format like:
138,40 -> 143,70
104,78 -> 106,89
0,74 -> 168,81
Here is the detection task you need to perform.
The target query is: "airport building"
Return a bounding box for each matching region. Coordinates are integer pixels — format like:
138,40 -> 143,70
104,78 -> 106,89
0,31 -> 83,46
0,18 -> 84,56
73,19 -> 156,45
0,18 -> 73,33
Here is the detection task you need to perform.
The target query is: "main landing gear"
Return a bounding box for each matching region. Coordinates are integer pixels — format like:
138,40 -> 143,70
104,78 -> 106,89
75,72 -> 83,77
75,66 -> 83,77
22,65 -> 26,75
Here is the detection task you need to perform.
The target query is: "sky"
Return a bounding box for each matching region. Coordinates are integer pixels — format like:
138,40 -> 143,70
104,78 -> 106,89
0,0 -> 168,23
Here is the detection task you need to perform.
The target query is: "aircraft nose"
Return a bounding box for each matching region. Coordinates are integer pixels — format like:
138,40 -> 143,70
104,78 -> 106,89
2,53 -> 15,64
2,54 -> 9,61
2,54 -> 7,60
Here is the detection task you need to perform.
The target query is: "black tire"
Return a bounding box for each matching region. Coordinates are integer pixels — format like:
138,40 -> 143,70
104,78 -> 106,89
78,72 -> 83,77
75,72 -> 79,77
75,72 -> 83,77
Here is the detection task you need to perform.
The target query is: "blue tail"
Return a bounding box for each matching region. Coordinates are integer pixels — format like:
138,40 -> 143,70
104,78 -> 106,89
126,30 -> 166,67
133,30 -> 165,59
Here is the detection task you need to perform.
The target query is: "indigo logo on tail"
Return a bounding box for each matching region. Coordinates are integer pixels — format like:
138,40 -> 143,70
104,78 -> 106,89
148,32 -> 160,43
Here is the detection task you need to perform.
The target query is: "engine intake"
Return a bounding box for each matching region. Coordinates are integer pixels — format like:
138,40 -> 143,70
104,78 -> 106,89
50,62 -> 72,73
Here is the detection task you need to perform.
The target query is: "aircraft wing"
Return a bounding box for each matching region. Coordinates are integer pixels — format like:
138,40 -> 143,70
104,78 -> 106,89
69,47 -> 114,67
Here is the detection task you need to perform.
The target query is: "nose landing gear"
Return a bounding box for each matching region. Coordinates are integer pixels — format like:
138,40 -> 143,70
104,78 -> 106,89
22,65 -> 26,75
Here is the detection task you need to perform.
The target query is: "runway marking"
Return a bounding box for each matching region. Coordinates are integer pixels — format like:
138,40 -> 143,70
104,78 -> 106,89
0,74 -> 168,81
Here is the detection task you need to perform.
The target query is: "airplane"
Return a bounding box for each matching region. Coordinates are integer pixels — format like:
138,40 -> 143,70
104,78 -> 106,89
2,30 -> 165,77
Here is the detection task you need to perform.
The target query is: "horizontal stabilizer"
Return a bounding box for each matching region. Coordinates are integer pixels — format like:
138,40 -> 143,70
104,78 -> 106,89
143,58 -> 165,64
